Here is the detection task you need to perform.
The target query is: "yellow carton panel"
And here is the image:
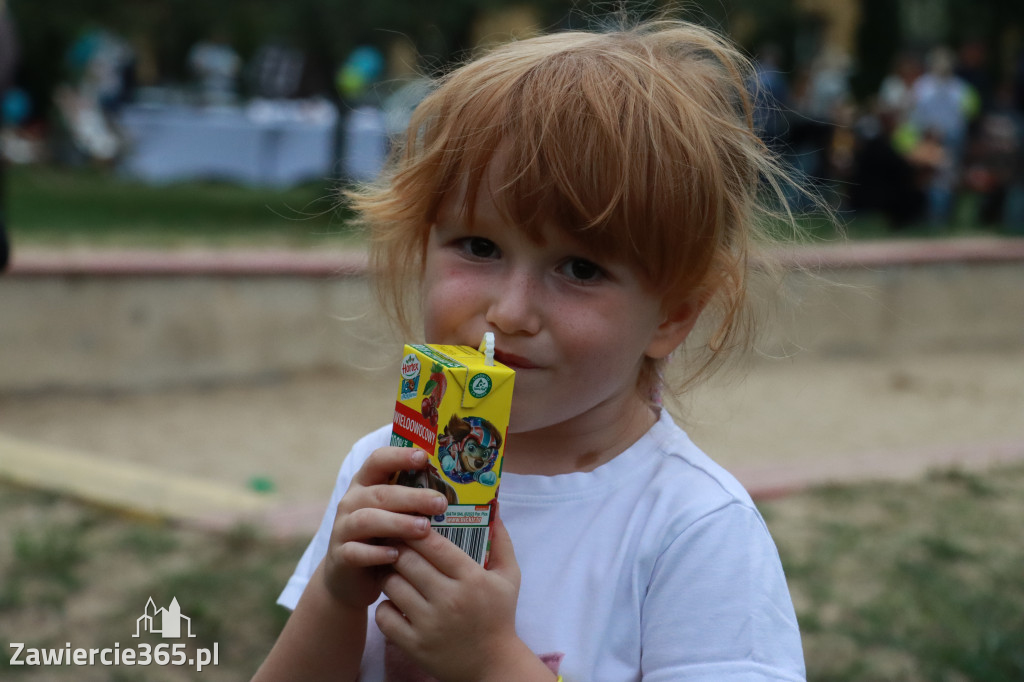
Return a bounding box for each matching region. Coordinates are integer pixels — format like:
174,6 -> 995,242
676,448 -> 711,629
390,340 -> 514,565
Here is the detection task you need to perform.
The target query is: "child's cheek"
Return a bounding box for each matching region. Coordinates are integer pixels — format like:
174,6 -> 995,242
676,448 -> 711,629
422,265 -> 483,339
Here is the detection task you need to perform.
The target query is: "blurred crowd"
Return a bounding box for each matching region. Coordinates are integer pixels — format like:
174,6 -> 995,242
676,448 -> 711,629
2,8 -> 1024,234
753,41 -> 1024,233
0,18 -> 414,184
0,21 -> 344,165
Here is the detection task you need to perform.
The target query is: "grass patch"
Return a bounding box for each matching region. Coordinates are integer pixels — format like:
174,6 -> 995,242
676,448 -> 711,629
0,521 -> 86,611
762,464 -> 1024,681
2,465 -> 1022,679
0,482 -> 307,679
7,165 -> 359,248
6,165 -> 1012,249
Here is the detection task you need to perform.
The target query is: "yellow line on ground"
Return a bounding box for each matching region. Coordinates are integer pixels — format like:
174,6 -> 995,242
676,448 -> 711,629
0,431 -> 274,524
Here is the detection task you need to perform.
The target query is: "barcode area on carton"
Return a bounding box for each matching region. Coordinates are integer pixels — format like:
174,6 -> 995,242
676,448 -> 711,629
436,526 -> 489,565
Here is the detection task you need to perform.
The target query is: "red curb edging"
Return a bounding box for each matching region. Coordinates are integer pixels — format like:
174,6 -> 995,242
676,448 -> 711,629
740,438 -> 1024,503
6,248 -> 368,277
772,236 -> 1024,269
6,237 -> 1024,278
233,439 -> 1024,538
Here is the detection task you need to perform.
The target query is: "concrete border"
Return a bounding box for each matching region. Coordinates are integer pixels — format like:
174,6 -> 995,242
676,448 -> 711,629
4,428 -> 1020,537
7,248 -> 368,277
0,431 -> 275,529
8,237 -> 1024,278
3,237 -> 1023,392
3,237 -> 1023,533
771,236 -> 1024,269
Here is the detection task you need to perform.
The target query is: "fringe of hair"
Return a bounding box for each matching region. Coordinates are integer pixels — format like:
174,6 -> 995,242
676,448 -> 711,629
345,17 -> 823,398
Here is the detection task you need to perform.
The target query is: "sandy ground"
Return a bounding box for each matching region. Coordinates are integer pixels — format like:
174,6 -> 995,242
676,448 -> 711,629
2,348 -> 1023,513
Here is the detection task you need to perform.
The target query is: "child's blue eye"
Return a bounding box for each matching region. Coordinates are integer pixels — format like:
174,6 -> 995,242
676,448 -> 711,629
461,237 -> 499,259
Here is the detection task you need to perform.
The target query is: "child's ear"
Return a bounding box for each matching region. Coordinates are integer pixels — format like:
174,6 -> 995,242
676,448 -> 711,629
644,297 -> 706,360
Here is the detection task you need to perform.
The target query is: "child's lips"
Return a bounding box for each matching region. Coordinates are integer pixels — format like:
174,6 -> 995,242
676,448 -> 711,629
493,350 -> 540,370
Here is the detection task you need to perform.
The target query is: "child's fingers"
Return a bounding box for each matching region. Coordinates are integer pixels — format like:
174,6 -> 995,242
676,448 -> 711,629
484,505 -> 521,585
389,541 -> 452,597
380,567 -> 429,622
334,506 -> 433,544
403,527 -> 479,580
351,447 -> 430,487
334,540 -> 400,568
339,482 -> 448,519
374,599 -> 415,645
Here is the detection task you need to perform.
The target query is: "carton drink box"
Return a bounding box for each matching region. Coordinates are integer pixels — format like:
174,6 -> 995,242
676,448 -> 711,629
390,333 -> 514,566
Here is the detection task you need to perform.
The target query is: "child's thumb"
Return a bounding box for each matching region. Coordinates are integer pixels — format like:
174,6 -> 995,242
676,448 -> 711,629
487,503 -> 520,585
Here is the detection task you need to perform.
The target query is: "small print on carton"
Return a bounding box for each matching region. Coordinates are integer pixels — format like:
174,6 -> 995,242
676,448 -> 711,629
390,333 -> 514,566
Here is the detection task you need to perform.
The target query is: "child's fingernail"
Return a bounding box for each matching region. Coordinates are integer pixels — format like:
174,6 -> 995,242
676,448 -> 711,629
386,547 -> 399,562
416,517 -> 430,531
433,495 -> 448,513
411,450 -> 427,465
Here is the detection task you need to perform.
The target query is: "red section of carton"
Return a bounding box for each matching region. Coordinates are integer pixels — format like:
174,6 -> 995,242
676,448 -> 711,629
392,401 -> 437,452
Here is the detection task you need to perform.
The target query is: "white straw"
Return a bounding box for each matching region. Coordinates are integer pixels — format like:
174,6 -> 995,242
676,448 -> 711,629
480,331 -> 495,366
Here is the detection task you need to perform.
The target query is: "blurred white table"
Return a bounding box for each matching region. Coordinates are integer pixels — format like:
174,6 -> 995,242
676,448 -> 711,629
116,100 -> 338,187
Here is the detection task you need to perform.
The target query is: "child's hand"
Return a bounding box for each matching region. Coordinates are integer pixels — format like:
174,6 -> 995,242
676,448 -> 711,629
322,447 -> 449,612
376,509 -> 548,682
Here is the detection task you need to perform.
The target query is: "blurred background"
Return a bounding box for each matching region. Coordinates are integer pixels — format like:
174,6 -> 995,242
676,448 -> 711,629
0,0 -> 1023,235
1,1 -> 1023,680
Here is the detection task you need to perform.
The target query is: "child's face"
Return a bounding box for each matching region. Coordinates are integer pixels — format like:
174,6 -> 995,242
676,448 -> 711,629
421,182 -> 688,437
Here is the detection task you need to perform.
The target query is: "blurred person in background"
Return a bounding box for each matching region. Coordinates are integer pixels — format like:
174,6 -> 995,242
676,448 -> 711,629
850,104 -> 926,229
54,27 -> 134,164
847,52 -> 928,229
908,46 -> 979,226
878,51 -> 923,120
0,0 -> 16,270
955,39 -> 992,115
188,31 -> 241,106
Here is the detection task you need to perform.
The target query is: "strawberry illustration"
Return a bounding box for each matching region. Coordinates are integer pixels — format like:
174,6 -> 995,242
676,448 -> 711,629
430,373 -> 447,401
423,363 -> 447,403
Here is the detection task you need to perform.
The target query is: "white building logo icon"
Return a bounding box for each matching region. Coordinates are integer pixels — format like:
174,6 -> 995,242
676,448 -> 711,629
133,597 -> 196,638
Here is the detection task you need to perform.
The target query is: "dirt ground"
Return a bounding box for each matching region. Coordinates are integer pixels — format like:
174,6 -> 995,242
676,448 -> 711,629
1,348 -> 1023,679
2,348 -> 1023,518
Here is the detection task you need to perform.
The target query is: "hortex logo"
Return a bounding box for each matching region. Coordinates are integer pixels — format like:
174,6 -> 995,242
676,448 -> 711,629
401,353 -> 421,378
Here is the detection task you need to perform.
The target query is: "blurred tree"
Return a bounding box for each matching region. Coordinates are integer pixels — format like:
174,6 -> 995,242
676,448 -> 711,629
852,0 -> 902,100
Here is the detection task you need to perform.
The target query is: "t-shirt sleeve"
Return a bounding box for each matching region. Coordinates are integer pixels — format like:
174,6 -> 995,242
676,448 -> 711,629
641,502 -> 806,681
276,426 -> 390,610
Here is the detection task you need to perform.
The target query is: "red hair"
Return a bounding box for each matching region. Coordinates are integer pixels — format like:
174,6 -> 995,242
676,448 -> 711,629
348,20 -> 810,393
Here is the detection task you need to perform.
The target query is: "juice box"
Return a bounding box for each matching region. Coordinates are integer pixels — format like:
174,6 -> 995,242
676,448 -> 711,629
390,333 -> 514,566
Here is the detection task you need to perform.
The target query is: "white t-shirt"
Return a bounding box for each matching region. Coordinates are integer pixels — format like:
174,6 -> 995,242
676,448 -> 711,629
278,410 -> 805,681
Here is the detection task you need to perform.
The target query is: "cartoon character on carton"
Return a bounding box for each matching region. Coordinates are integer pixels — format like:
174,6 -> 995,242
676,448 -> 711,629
438,415 -> 501,486
393,463 -> 458,509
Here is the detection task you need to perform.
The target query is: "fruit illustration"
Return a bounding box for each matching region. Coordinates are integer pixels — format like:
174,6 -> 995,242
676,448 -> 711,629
420,363 -> 447,427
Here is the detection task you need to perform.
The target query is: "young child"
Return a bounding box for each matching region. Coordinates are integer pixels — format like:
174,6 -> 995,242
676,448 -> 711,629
255,19 -> 808,682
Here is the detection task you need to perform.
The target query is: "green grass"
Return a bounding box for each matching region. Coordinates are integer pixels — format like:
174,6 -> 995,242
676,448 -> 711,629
2,464 -> 1023,679
761,465 -> 1024,681
5,165 -> 1013,250
7,165 -> 359,248
0,483 -> 306,680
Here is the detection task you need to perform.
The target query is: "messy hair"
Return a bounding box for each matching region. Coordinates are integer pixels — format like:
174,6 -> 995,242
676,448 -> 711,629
348,19 -> 809,393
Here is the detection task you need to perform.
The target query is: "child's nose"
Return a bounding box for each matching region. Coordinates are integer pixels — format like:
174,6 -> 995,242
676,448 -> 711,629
485,269 -> 541,336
